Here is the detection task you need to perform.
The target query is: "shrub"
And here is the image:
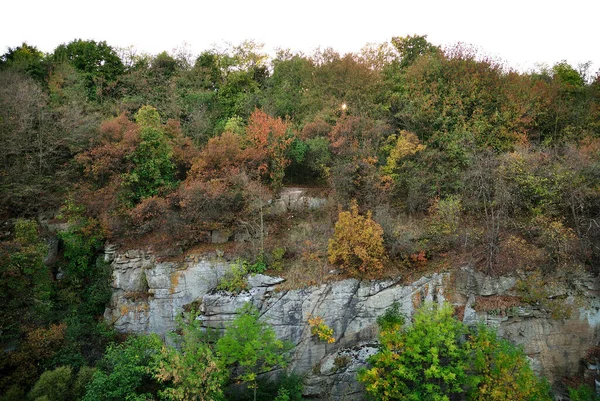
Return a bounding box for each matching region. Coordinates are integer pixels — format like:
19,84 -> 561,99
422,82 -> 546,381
426,195 -> 463,250
28,366 -> 72,401
83,335 -> 163,401
307,315 -> 335,344
328,200 -> 386,278
216,260 -> 248,294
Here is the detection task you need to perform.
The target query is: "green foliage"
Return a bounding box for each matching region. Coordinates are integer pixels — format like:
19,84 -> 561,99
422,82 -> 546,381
270,247 -> 286,271
27,366 -> 72,401
553,61 -> 584,88
217,304 -> 291,401
469,325 -> 552,400
217,260 -> 249,294
376,302 -> 405,332
359,302 -> 468,401
359,303 -> 552,401
426,196 -> 463,250
568,384 -> 599,401
83,334 -> 163,401
0,42 -> 46,82
52,39 -> 124,100
0,219 -> 50,342
153,312 -> 226,401
135,104 -> 162,128
391,34 -> 439,69
123,106 -> 176,204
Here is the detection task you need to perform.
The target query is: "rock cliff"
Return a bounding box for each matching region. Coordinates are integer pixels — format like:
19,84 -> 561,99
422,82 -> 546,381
104,249 -> 600,400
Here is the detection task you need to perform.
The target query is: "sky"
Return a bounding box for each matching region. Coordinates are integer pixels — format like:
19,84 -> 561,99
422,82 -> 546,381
2,0 -> 599,73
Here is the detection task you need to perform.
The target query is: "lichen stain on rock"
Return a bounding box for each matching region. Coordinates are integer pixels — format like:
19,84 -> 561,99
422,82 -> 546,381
169,271 -> 179,294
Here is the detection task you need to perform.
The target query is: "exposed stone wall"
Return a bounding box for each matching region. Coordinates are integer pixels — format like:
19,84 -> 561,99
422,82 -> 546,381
105,250 -> 600,400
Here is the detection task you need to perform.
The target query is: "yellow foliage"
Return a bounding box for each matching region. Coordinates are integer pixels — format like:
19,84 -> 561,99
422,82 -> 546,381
381,130 -> 426,176
170,271 -> 180,294
308,315 -> 335,344
328,200 -> 386,278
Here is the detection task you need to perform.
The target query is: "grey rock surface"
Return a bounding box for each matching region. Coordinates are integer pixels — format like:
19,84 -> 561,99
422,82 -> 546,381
105,251 -> 600,400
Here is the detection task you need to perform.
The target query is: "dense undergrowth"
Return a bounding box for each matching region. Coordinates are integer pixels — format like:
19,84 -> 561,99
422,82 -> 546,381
1,35 -> 600,399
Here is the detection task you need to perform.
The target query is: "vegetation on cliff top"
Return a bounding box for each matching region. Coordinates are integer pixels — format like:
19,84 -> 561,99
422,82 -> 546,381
1,35 -> 600,399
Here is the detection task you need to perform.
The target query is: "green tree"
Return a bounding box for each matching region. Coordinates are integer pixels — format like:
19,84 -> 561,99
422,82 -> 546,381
0,42 -> 46,82
469,325 -> 551,401
216,303 -> 291,401
123,106 -> 176,204
52,39 -> 124,100
28,366 -> 73,401
83,335 -> 163,401
391,34 -> 439,69
358,302 -> 469,401
153,313 -> 226,401
359,303 -> 552,401
0,219 -> 50,343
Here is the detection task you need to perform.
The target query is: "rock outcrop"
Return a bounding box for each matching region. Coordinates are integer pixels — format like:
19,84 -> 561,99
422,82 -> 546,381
105,250 -> 600,400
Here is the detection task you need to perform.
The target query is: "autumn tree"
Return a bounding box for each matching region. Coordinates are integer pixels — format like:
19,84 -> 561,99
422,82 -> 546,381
328,200 -> 386,278
245,108 -> 293,190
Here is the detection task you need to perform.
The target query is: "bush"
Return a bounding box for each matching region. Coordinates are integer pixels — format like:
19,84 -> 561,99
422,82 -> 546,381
216,260 -> 249,294
328,200 -> 386,278
28,366 -> 72,401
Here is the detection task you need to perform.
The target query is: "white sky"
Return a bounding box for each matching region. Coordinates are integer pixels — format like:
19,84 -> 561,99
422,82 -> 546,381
2,0 -> 599,73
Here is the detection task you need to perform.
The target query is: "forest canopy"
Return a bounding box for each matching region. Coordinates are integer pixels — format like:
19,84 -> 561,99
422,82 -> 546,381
1,35 -> 600,400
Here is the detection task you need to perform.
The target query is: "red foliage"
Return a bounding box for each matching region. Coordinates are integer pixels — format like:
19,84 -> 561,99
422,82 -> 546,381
189,131 -> 244,181
329,115 -> 389,157
245,109 -> 294,187
301,118 -> 332,139
76,113 -> 140,183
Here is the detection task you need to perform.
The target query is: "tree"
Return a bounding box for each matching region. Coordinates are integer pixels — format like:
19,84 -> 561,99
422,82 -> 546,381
0,42 -> 46,82
0,220 -> 50,343
153,313 -> 226,401
216,303 -> 291,401
245,109 -> 293,190
122,106 -> 176,204
83,335 -> 163,401
469,326 -> 551,401
358,303 -> 552,401
359,302 -> 468,401
27,366 -> 93,401
52,39 -> 124,100
391,35 -> 439,69
328,200 -> 386,278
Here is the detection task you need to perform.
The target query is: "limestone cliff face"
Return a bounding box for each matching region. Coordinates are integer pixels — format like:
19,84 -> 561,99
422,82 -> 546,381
105,249 -> 600,400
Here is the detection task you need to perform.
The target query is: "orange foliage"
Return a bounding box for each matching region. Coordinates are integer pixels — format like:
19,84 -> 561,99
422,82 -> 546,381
328,200 -> 386,278
245,108 -> 293,188
189,131 -> 244,180
301,118 -> 332,139
76,113 -> 140,182
329,115 -> 389,157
